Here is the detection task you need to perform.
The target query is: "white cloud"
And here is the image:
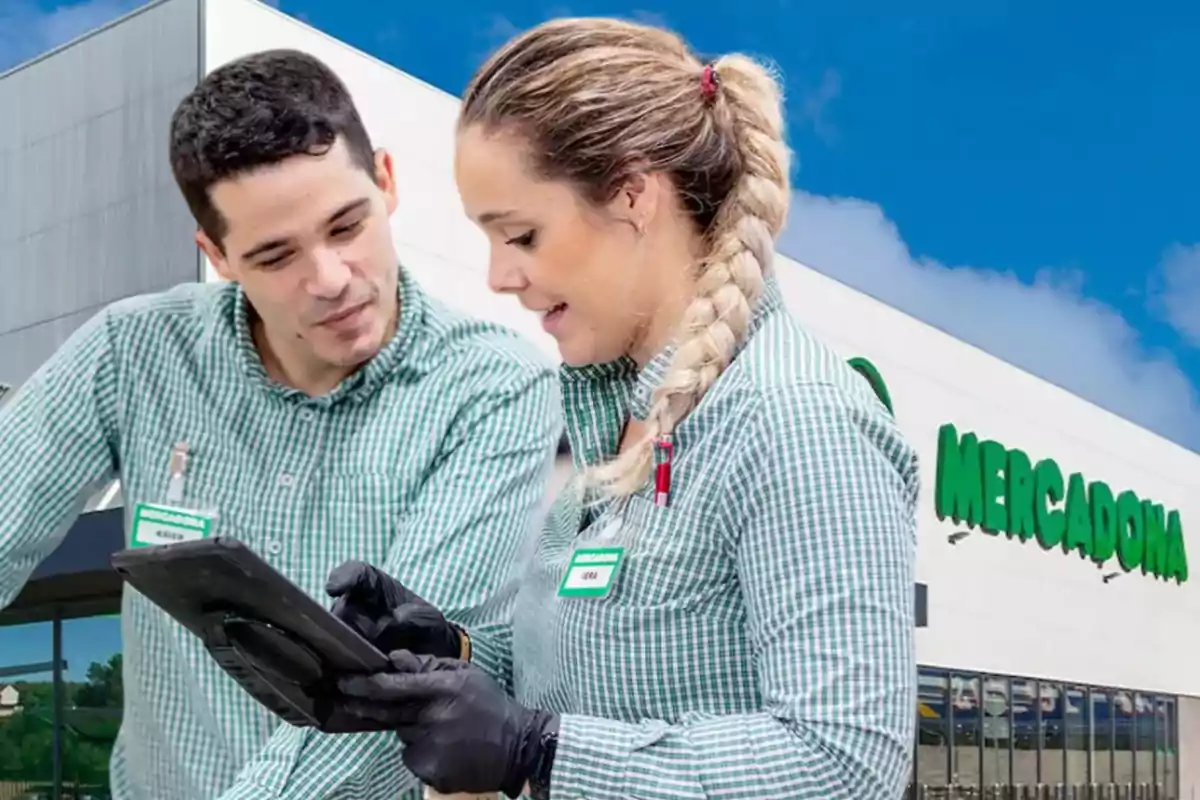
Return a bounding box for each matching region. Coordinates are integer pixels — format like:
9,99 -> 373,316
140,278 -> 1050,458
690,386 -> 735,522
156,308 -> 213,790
0,0 -> 140,72
778,190 -> 1200,451
1149,243 -> 1200,348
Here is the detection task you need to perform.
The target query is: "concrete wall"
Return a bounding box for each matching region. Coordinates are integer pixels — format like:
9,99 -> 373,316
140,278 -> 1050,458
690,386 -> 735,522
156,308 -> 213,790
0,0 -> 202,390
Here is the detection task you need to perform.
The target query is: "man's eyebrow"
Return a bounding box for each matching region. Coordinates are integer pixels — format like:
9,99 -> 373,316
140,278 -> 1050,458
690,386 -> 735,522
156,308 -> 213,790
327,198 -> 370,225
478,210 -> 516,225
239,198 -> 371,261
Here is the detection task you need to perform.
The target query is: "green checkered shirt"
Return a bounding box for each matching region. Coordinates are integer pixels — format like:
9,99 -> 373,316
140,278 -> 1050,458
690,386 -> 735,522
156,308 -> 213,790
0,268 -> 560,800
472,275 -> 920,799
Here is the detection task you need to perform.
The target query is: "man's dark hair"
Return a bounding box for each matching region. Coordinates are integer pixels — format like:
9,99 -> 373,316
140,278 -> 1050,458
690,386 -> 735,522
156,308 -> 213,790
169,48 -> 376,249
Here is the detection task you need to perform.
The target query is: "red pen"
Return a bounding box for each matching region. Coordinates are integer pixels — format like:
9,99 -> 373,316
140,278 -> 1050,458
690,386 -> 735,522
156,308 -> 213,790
653,434 -> 674,508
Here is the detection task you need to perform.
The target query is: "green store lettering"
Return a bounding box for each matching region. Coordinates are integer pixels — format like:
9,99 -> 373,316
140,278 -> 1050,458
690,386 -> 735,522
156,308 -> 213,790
935,423 -> 1189,585
847,356 -> 1189,586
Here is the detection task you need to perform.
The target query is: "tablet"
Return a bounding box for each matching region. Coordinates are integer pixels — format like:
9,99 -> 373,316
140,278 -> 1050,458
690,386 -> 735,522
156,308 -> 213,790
110,536 -> 391,733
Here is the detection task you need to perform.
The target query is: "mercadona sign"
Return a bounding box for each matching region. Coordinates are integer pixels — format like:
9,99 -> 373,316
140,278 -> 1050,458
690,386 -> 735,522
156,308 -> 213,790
845,357 -> 1189,586
935,422 -> 1188,585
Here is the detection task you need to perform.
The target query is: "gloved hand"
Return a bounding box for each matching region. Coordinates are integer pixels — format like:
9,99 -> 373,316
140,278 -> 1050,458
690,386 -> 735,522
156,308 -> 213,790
336,650 -> 558,799
325,561 -> 464,660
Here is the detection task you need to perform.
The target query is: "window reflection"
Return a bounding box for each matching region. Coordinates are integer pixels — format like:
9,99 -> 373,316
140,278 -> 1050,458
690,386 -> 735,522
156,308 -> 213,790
951,674 -> 980,786
0,617 -> 122,800
1112,690 -> 1134,784
1162,698 -> 1178,800
1011,678 -> 1039,788
0,621 -> 55,793
916,669 -> 950,787
1040,681 -> 1064,784
981,676 -> 1010,786
1092,689 -> 1114,784
1133,692 -> 1155,789
910,671 -> 1179,798
61,615 -> 122,799
1064,685 -> 1088,783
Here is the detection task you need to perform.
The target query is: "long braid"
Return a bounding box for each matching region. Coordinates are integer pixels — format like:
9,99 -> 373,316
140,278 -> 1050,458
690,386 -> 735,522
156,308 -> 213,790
586,55 -> 792,500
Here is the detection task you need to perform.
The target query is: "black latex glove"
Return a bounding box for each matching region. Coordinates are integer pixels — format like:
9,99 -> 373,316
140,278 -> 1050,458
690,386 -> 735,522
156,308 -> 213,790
325,560 -> 462,660
337,650 -> 558,798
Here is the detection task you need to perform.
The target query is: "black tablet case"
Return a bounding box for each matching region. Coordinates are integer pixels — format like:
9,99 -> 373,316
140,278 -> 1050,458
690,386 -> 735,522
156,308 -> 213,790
111,536 -> 391,733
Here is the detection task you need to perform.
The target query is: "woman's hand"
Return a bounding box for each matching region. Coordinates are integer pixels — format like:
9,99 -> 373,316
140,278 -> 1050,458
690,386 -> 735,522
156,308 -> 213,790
325,561 -> 465,660
337,650 -> 558,799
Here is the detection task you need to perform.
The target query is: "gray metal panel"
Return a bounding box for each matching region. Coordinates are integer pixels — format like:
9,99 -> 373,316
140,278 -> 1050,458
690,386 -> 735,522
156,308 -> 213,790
0,0 -> 201,389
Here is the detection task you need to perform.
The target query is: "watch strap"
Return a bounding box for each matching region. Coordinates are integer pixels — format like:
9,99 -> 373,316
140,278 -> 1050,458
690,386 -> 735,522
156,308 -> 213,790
527,727 -> 557,800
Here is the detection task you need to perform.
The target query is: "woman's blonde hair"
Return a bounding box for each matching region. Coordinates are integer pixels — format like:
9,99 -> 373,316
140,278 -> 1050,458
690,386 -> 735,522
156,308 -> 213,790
460,17 -> 791,500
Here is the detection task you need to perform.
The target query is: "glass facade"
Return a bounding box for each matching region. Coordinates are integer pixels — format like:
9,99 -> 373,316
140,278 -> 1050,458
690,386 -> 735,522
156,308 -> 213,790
0,615 -> 1186,799
914,666 -> 1179,797
0,615 -> 122,800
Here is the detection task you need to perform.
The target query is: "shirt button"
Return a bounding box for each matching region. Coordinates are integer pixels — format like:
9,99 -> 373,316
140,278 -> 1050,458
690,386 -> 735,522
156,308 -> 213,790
266,540 -> 283,556
278,473 -> 294,487
300,409 -> 316,422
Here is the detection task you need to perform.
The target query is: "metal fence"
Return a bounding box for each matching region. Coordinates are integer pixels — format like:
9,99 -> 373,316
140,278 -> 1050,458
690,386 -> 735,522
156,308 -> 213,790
907,785 -> 1168,799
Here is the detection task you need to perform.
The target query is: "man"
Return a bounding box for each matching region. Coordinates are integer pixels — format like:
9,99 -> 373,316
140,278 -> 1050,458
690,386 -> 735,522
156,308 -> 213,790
0,49 -> 560,800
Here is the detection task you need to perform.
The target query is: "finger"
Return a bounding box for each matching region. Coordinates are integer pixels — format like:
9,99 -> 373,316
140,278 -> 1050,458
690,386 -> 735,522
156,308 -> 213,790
339,699 -> 394,723
337,669 -> 446,701
325,560 -> 372,598
331,602 -> 377,638
386,649 -> 470,675
387,648 -> 438,673
390,603 -> 447,632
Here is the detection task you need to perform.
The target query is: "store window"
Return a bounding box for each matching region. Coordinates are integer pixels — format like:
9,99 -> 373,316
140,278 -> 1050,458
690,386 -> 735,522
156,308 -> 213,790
1093,689 -> 1114,783
0,615 -> 122,800
909,669 -> 1178,797
60,615 -> 123,798
1161,698 -> 1178,800
1011,677 -> 1039,788
981,675 -> 1010,785
1064,685 -> 1089,783
1113,690 -> 1135,784
0,622 -> 55,794
916,669 -> 950,787
1040,681 -> 1065,784
950,674 -> 981,786
1133,692 -> 1157,789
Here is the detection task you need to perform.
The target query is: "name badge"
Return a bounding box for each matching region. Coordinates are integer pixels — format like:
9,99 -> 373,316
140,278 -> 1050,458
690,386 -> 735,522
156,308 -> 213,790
558,546 -> 625,598
130,502 -> 214,548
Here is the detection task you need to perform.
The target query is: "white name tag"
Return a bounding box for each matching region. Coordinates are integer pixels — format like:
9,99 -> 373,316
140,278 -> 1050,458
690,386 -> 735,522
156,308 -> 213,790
558,547 -> 625,598
130,503 -> 214,548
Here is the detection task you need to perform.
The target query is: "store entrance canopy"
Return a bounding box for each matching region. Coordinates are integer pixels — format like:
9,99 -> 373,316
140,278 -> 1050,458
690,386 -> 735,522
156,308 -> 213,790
1,508 -> 124,626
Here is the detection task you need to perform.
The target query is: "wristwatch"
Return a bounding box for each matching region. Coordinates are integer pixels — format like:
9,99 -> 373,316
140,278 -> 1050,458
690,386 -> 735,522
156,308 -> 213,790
527,728 -> 557,800
454,624 -> 472,661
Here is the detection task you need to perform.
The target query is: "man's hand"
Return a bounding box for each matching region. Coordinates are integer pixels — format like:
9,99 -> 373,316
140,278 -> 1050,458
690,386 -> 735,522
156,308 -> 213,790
326,561 -> 464,660
336,651 -> 557,799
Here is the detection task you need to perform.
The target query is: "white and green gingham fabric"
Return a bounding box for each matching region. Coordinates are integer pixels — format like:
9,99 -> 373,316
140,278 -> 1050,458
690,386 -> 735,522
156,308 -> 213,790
0,268 -> 560,800
470,275 -> 921,799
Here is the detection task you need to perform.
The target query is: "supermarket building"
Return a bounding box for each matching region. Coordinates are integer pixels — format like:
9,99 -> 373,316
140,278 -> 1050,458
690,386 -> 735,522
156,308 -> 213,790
0,0 -> 1197,797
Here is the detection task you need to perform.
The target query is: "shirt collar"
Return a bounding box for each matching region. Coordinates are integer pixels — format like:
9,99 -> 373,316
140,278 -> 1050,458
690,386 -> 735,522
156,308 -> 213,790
612,273 -> 786,421
230,265 -> 425,405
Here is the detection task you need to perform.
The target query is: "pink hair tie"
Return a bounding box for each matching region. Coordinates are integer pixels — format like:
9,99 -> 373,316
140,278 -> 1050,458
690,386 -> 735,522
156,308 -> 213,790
700,64 -> 719,103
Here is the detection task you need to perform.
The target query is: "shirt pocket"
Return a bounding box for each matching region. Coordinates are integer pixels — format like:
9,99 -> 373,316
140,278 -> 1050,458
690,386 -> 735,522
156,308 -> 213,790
300,471 -> 410,597
602,493 -> 737,612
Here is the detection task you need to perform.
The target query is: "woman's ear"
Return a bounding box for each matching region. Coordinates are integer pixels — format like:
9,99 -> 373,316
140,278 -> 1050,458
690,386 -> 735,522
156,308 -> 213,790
607,165 -> 660,234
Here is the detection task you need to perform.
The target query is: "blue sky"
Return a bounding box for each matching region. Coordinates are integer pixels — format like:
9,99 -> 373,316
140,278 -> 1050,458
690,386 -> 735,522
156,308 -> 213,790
1,0 -> 1199,455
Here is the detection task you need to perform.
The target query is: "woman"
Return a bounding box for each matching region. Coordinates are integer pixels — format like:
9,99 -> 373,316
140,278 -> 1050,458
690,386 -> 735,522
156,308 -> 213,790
327,16 -> 920,800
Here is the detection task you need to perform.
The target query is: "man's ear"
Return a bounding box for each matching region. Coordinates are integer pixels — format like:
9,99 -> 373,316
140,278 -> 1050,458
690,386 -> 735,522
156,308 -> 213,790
196,230 -> 235,282
374,148 -> 398,215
